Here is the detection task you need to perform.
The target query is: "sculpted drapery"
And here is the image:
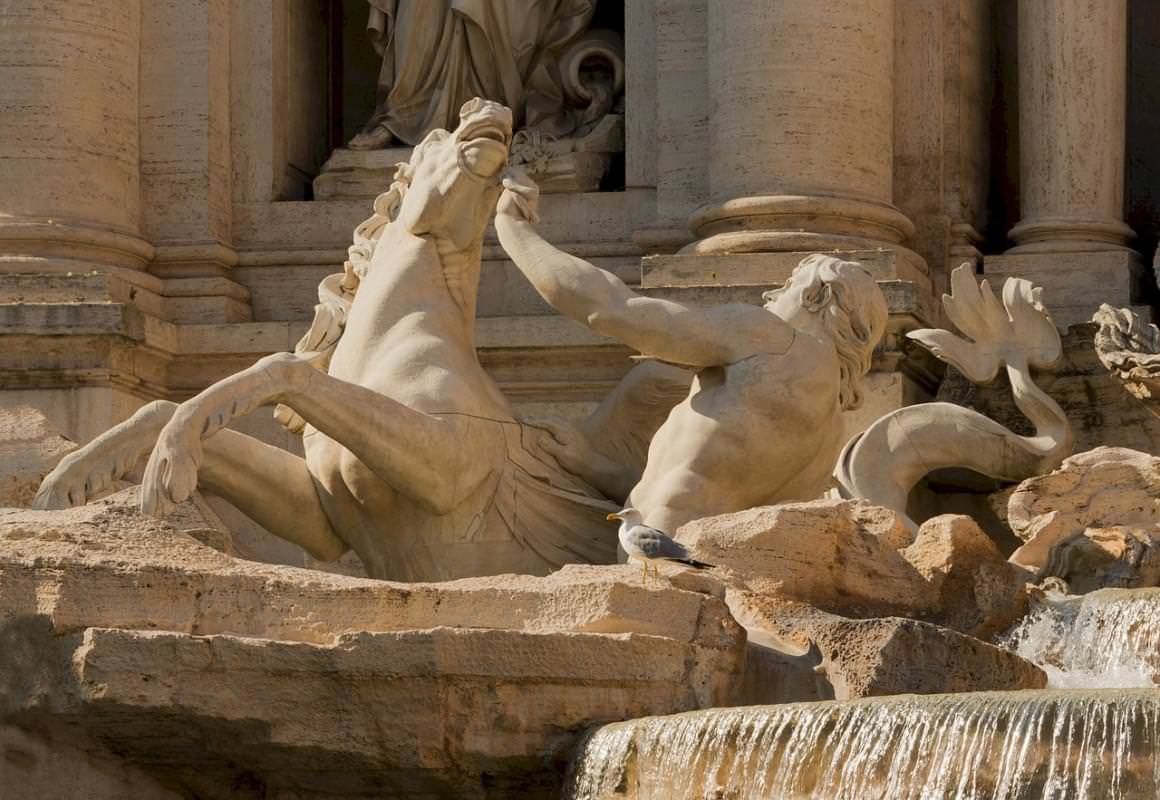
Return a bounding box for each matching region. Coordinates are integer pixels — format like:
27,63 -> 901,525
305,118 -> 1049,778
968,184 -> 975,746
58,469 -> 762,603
352,0 -> 596,149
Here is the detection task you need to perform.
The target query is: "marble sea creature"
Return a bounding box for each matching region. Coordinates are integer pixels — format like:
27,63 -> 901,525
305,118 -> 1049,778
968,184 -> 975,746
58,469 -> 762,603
1092,303 -> 1160,408
835,264 -> 1074,528
33,100 -> 684,582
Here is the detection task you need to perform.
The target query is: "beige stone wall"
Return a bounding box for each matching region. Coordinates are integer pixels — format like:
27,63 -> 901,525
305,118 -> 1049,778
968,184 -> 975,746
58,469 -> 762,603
1,0 -> 1156,464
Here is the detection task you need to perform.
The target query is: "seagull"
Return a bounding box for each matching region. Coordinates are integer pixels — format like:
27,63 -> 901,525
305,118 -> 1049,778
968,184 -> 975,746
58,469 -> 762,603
606,508 -> 714,583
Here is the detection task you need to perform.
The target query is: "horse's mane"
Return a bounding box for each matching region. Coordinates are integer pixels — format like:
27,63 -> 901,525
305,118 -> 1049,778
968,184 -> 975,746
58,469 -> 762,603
273,135 -> 438,433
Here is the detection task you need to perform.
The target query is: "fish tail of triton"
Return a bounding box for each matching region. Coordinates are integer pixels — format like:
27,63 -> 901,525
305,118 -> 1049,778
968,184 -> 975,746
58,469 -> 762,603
670,558 -> 714,570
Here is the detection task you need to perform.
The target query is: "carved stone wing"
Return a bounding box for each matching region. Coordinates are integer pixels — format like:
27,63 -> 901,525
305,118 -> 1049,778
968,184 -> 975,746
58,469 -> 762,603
907,263 -> 1061,381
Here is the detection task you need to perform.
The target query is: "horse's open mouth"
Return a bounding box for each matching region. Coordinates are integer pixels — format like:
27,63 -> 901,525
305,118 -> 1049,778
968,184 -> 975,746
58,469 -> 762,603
459,120 -> 512,149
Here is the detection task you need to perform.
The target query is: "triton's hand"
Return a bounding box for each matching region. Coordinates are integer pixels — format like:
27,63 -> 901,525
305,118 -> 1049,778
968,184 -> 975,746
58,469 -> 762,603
497,168 -> 541,223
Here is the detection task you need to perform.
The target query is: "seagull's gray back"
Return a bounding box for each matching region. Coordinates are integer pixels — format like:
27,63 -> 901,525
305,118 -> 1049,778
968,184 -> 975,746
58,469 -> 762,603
622,524 -> 691,560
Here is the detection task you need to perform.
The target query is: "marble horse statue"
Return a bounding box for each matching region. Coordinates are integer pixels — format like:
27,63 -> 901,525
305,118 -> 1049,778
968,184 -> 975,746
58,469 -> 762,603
835,264 -> 1074,528
33,99 -> 688,581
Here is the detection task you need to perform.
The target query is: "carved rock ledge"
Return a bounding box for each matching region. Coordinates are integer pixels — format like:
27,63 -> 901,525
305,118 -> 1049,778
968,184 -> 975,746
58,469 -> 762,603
0,491 -> 743,798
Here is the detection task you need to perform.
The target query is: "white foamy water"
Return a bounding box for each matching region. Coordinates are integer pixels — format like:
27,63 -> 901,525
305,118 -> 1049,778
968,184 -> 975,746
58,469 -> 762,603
565,690 -> 1160,800
999,588 -> 1160,689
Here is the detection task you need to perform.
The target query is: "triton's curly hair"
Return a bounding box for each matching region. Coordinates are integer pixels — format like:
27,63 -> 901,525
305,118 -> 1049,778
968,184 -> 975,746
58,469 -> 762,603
792,254 -> 888,411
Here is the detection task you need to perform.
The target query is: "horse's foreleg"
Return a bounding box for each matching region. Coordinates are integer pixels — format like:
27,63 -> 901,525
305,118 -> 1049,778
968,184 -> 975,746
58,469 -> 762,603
141,353 -> 497,519
198,428 -> 348,561
34,400 -> 178,509
32,395 -> 346,561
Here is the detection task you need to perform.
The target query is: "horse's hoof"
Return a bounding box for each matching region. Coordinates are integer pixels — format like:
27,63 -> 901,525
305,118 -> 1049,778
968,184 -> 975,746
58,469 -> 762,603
140,426 -> 201,518
32,453 -> 91,510
140,454 -> 180,518
31,481 -> 75,510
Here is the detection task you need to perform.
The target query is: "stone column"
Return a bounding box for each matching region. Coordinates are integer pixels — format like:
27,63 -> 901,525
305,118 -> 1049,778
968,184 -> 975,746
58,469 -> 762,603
0,0 -> 151,274
1008,0 -> 1133,252
684,0 -> 923,281
0,0 -> 157,439
986,0 -> 1139,328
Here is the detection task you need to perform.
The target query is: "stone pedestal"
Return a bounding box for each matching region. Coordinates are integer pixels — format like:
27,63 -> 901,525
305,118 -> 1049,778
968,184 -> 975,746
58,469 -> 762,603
314,116 -> 625,200
984,251 -> 1148,329
685,0 -> 924,284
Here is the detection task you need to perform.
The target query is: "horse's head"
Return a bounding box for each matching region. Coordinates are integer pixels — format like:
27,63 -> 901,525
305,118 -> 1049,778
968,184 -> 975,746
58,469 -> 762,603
395,98 -> 514,252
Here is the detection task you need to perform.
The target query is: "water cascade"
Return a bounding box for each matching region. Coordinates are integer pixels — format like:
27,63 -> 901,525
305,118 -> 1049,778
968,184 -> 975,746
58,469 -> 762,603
1000,588 -> 1160,688
566,691 -> 1160,800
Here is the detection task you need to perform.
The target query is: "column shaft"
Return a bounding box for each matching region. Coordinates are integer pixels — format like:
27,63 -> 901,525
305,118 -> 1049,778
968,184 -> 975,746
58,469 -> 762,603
0,0 -> 151,271
1009,0 -> 1133,252
687,0 -> 917,270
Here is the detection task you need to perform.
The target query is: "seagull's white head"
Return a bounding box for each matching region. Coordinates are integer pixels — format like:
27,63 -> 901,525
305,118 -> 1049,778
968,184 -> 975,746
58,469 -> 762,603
606,507 -> 642,524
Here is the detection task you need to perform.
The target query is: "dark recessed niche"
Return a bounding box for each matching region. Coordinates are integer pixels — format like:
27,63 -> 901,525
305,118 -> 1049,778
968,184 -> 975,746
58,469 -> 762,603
329,0 -> 626,158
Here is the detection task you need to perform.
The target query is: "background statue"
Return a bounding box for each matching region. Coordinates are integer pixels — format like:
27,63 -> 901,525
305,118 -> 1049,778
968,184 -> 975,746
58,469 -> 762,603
495,173 -> 889,534
33,100 -> 686,583
351,0 -> 599,149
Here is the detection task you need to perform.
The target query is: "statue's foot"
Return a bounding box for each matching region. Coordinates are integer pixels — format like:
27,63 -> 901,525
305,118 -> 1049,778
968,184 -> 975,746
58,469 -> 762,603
348,124 -> 396,150
140,418 -> 203,518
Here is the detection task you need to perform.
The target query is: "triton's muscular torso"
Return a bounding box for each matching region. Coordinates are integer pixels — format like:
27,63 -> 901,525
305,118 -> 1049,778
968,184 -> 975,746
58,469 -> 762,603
630,334 -> 844,533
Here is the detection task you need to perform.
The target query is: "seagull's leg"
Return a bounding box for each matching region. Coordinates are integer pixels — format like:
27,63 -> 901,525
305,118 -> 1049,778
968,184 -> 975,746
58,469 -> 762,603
640,560 -> 647,585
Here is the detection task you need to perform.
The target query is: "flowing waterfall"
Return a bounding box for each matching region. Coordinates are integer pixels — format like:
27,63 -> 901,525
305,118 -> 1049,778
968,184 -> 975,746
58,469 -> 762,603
1000,589 -> 1160,688
565,690 -> 1160,800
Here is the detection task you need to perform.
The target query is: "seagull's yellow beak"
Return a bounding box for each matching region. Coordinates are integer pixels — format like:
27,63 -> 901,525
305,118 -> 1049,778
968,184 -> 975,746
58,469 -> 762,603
606,512 -> 621,521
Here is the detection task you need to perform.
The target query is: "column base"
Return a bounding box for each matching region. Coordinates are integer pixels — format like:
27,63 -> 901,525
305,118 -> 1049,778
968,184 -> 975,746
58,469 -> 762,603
0,218 -> 153,272
681,194 -> 927,280
151,243 -> 252,324
983,250 -> 1147,329
1006,218 -> 1136,254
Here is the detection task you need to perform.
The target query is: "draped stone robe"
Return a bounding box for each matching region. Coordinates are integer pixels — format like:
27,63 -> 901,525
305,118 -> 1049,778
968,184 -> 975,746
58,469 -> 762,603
361,0 -> 595,145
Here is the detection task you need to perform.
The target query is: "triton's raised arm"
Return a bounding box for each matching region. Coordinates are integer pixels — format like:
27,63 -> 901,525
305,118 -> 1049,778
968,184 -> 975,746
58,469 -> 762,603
494,173 -> 792,368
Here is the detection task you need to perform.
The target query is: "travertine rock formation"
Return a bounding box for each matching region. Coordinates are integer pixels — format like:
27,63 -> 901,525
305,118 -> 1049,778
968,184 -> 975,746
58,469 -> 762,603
1037,527 -> 1160,594
0,492 -> 744,798
677,499 -> 920,616
903,514 -> 1032,638
677,500 -> 1029,636
734,596 -> 1046,701
1008,446 -> 1160,592
0,725 -> 181,800
0,406 -> 76,508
